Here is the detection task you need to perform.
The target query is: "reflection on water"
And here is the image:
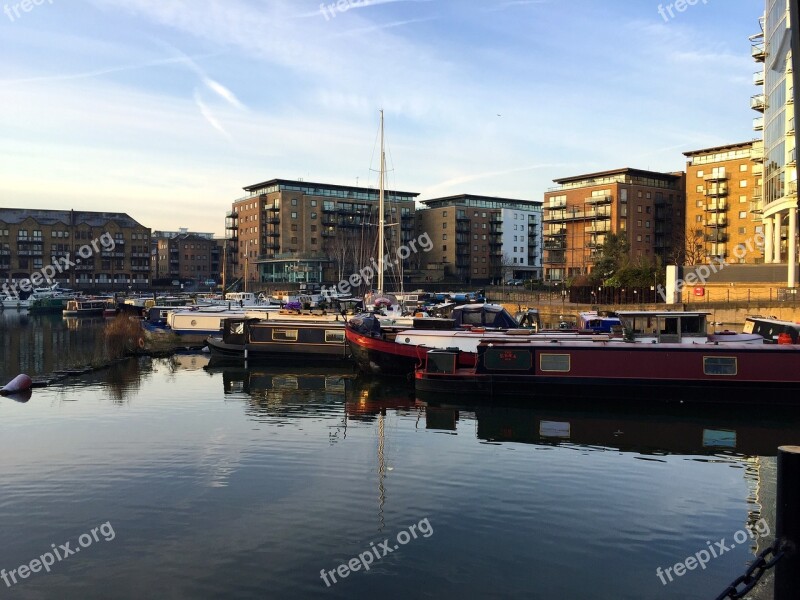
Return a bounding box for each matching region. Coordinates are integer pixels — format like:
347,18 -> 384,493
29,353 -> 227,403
0,311 -> 108,381
1,348 -> 799,599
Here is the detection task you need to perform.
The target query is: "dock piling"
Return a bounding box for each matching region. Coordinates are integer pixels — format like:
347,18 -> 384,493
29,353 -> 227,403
776,445 -> 800,599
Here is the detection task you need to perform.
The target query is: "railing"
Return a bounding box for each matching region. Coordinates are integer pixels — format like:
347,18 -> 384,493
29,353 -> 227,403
752,43 -> 765,60
584,195 -> 612,205
753,70 -> 764,85
751,94 -> 766,111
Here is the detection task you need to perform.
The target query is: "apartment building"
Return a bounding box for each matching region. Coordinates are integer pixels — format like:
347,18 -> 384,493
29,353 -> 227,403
683,142 -> 764,264
417,194 -> 543,284
542,168 -> 685,282
227,179 -> 418,285
0,208 -> 151,289
750,4 -> 799,285
151,230 -> 223,284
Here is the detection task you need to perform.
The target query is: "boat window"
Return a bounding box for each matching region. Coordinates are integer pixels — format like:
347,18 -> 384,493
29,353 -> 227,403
272,329 -> 298,341
485,348 -> 532,370
325,330 -> 345,343
681,316 -> 705,334
231,323 -> 244,335
661,317 -> 678,335
462,311 -> 483,325
539,354 -> 570,372
427,351 -> 457,374
703,357 -> 737,376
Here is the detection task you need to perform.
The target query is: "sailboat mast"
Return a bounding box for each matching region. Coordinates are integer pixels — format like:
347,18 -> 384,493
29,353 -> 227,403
377,110 -> 385,294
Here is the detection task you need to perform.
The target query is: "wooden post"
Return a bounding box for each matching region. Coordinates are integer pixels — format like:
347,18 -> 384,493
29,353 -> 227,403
776,445 -> 800,599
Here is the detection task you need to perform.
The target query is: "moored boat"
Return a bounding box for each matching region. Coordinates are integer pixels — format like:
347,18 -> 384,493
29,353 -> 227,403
206,317 -> 349,362
743,315 -> 800,344
63,297 -> 115,317
415,339 -> 800,403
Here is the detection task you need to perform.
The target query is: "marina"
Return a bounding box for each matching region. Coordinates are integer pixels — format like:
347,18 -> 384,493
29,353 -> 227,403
0,325 -> 798,599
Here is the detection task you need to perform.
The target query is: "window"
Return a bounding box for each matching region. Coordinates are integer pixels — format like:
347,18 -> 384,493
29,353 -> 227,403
636,235 -> 642,242
311,238 -> 317,245
311,225 -> 317,232
514,236 -> 517,242
697,170 -> 704,177
443,223 -> 447,229
540,354 -> 570,372
291,237 -> 298,244
740,196 -> 747,203
739,211 -> 747,219
637,205 -> 643,213
703,357 -> 737,376
646,206 -> 651,214
740,164 -> 748,172
272,329 -> 298,342
696,200 -> 704,207
442,245 -> 447,251
291,212 -> 297,219
473,268 -> 478,274
645,221 -> 650,229
442,211 -> 447,217
696,215 -> 703,223
738,227 -> 747,234
645,235 -> 650,243
291,224 -> 298,231
291,198 -> 298,206
311,200 -> 317,207
442,234 -> 447,240
473,245 -> 478,251
311,212 -> 317,219
646,192 -> 651,199
740,180 -> 748,188
325,330 -> 345,343
637,220 -> 642,227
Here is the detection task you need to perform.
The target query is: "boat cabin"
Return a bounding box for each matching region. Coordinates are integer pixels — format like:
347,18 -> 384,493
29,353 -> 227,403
743,316 -> 800,344
616,311 -> 709,343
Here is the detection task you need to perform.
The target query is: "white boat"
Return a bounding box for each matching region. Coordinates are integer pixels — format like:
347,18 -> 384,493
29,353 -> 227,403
63,297 -> 116,317
0,295 -> 30,310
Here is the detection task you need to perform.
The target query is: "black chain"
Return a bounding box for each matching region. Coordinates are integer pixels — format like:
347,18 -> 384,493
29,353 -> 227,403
713,540 -> 788,600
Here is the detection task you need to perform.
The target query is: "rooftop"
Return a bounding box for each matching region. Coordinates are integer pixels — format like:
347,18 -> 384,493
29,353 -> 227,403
552,168 -> 683,186
240,178 -> 419,200
683,141 -> 754,157
0,208 -> 147,229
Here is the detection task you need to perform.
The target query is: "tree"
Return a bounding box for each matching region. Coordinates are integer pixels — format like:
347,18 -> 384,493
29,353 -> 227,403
669,226 -> 705,266
590,233 -> 630,287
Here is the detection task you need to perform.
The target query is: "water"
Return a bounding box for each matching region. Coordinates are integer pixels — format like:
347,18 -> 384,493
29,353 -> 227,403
1,318 -> 798,599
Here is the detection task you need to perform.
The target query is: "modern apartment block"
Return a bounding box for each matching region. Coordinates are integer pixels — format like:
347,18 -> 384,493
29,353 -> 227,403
151,229 -> 223,284
542,169 -> 685,282
750,3 -> 799,285
227,179 -> 418,285
416,194 -> 543,284
0,208 -> 151,289
683,142 -> 764,264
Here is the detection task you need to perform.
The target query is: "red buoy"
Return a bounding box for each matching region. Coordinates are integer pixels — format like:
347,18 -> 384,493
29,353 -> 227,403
777,333 -> 793,345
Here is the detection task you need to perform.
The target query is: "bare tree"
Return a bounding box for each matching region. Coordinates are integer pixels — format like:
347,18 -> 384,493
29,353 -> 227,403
668,226 -> 705,266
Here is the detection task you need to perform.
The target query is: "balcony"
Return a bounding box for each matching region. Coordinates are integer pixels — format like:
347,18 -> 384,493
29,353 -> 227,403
704,171 -> 728,182
750,199 -> 763,215
709,243 -> 726,257
585,195 -> 612,205
545,228 -> 567,237
751,145 -> 764,162
752,164 -> 763,175
269,203 -> 280,212
545,200 -> 567,211
705,186 -> 728,198
705,216 -> 727,228
789,118 -> 795,137
753,70 -> 764,86
789,148 -> 797,167
705,233 -> 728,243
752,43 -> 765,62
456,214 -> 469,221
585,222 -> 611,233
17,249 -> 43,256
787,180 -> 798,197
544,240 -> 567,250
751,94 -> 766,111
544,253 -> 566,264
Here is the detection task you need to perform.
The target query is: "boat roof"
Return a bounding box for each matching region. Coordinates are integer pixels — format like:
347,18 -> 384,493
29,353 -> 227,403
746,315 -> 800,326
617,311 -> 710,317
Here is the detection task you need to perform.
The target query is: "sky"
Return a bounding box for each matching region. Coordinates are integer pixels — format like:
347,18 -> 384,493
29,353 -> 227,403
0,0 -> 764,236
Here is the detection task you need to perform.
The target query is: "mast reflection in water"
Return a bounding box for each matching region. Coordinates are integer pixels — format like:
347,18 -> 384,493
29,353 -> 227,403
0,353 -> 798,599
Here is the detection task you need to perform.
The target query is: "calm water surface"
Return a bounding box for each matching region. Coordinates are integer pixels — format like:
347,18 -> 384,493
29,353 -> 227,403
0,316 -> 798,599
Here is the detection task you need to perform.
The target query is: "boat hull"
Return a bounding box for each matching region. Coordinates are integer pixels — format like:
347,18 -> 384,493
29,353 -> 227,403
415,342 -> 800,405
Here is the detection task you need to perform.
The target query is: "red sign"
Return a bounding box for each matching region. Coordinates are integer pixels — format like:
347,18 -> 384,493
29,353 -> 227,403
694,287 -> 705,297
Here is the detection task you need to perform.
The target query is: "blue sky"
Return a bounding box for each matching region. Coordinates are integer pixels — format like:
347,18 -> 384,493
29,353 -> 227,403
0,0 -> 763,235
